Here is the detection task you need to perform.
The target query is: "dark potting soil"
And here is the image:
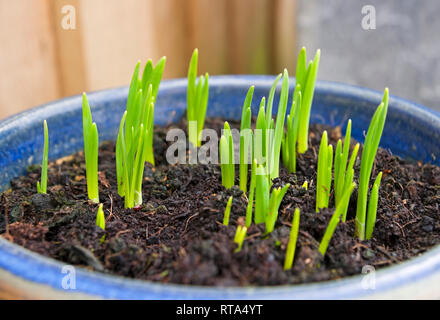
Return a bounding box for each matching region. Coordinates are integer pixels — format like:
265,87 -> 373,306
0,117 -> 439,286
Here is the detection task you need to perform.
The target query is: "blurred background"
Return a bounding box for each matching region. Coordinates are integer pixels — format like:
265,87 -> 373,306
0,0 -> 439,119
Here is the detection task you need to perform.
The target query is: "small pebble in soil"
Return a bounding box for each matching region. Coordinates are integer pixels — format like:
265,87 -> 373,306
108,237 -> 126,253
30,193 -> 57,211
10,205 -> 22,222
155,205 -> 168,215
57,244 -> 104,271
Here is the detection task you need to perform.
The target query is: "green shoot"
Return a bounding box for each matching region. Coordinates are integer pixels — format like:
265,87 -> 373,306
37,120 -> 49,194
265,183 -> 290,234
96,203 -> 106,244
265,74 -> 282,131
96,203 -> 105,230
302,180 -> 308,190
116,111 -> 148,208
355,88 -> 389,240
268,69 -> 289,181
365,172 -> 383,239
123,57 -> 165,168
333,119 -> 361,221
334,120 -> 352,206
283,83 -> 301,172
316,131 -> 333,212
116,58 -> 166,208
281,132 -> 289,169
319,182 -> 356,256
296,48 -> 321,154
254,161 -> 290,230
254,164 -> 270,224
245,159 -> 257,228
239,86 -> 254,192
282,48 -> 321,171
251,77 -> 278,181
234,225 -> 247,253
220,121 -> 235,188
187,48 -> 209,147
284,208 -> 300,270
82,93 -> 99,203
340,142 -> 359,222
254,97 -> 268,170
251,71 -> 288,181
223,196 -> 233,226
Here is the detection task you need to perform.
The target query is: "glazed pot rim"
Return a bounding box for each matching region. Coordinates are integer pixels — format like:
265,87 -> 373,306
1,75 -> 439,299
2,76 -> 439,128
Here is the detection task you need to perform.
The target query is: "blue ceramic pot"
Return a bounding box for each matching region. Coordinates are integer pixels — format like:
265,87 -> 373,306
0,76 -> 439,299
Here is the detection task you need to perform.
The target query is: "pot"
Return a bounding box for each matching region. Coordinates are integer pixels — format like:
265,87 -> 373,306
0,76 -> 439,299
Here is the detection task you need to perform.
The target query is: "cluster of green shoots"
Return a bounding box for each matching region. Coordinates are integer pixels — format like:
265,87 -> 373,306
82,94 -> 100,203
220,70 -> 293,252
35,51 -> 213,245
219,50 -> 320,253
221,69 -> 290,187
255,166 -> 290,234
187,48 -> 209,147
36,57 -> 168,242
116,57 -> 166,208
315,130 -> 333,212
282,48 -> 321,172
219,49 -> 320,253
217,48 -> 389,263
315,88 -> 389,254
355,89 -> 388,240
315,121 -> 359,218
334,120 -> 360,221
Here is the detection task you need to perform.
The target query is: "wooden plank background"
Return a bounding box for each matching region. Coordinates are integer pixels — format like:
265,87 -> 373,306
0,0 -> 296,119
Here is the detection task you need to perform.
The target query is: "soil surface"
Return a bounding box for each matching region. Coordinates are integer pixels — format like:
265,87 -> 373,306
1,117 -> 439,286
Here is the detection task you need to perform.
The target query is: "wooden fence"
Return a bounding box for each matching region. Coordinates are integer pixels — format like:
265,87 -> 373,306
0,0 -> 296,119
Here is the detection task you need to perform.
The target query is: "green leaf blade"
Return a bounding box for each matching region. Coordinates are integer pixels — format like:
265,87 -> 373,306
297,49 -> 321,154
284,207 -> 300,270
223,196 -> 233,226
319,183 -> 356,256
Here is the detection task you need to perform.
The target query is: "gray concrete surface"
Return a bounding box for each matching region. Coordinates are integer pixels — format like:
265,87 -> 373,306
297,0 -> 440,112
